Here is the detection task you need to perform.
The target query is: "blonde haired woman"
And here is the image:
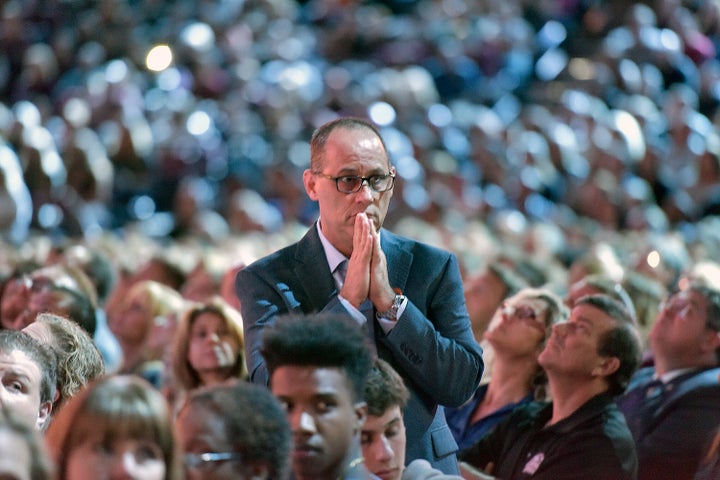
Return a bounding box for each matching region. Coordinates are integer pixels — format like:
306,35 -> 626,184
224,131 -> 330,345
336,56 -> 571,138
107,280 -> 188,387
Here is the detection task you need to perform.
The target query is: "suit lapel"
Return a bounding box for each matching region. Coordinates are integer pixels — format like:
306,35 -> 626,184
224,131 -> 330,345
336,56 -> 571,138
293,225 -> 338,312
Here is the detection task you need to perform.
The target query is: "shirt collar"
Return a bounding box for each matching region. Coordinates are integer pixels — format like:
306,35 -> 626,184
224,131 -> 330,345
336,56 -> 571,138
316,220 -> 347,273
656,367 -> 704,384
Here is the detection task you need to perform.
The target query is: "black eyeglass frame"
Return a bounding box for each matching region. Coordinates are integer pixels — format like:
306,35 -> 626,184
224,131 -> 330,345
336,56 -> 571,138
313,171 -> 396,193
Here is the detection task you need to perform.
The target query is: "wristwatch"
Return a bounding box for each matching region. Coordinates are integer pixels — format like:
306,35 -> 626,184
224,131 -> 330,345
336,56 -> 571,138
376,294 -> 406,321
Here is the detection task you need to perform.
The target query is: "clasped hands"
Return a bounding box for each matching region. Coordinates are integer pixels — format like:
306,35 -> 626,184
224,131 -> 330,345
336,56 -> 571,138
339,213 -> 396,313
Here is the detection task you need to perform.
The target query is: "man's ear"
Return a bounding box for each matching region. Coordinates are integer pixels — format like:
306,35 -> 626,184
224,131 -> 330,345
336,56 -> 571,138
303,169 -> 319,201
354,401 -> 367,434
592,356 -> 620,378
701,330 -> 720,354
37,400 -> 52,431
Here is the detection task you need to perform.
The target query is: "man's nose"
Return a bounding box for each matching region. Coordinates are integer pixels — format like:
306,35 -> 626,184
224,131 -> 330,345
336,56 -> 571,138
370,435 -> 394,461
291,409 -> 317,434
354,182 -> 376,201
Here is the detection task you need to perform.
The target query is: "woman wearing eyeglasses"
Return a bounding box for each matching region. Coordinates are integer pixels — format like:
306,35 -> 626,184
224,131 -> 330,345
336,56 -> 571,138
175,382 -> 291,480
444,287 -> 569,450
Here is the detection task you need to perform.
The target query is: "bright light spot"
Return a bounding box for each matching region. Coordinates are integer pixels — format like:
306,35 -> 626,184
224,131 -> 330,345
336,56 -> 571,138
130,195 -> 156,220
186,111 -> 212,136
63,98 -> 91,128
646,250 -> 661,269
105,59 -> 128,83
368,102 -> 396,126
427,103 -> 452,127
13,101 -> 41,127
38,204 -> 63,228
146,45 -> 173,72
180,22 -> 215,52
568,58 -> 595,81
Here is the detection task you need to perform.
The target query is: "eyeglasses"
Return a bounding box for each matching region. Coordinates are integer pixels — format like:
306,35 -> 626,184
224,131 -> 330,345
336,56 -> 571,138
501,303 -> 546,331
183,452 -> 243,470
313,171 -> 395,193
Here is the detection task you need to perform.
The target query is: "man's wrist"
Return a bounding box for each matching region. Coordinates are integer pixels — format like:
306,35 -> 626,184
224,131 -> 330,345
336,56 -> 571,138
376,294 -> 406,321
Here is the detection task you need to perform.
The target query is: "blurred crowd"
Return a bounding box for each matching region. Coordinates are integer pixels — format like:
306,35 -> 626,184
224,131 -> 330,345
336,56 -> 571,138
0,0 -> 718,252
1,0 -> 719,313
2,1 -> 720,478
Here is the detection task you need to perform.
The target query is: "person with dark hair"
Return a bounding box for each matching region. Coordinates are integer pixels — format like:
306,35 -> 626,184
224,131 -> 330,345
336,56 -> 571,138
363,358 -> 463,480
0,270 -> 97,335
0,330 -> 57,431
616,284 -> 720,480
237,117 -> 483,473
261,313 -> 375,480
362,358 -> 409,480
176,382 -> 292,480
459,294 -> 641,480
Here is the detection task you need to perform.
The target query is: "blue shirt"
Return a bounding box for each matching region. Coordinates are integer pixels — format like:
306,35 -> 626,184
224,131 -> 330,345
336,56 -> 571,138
444,383 -> 533,451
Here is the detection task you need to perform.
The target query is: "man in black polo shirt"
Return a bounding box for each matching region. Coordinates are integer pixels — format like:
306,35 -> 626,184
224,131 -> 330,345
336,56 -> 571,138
459,295 -> 641,480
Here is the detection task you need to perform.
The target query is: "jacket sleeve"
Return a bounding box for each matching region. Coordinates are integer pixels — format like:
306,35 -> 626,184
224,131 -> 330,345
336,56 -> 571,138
381,252 -> 483,407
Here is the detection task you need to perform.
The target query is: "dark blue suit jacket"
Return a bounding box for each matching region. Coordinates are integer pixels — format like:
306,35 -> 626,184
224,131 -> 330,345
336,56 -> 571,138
236,224 -> 484,473
616,366 -> 720,480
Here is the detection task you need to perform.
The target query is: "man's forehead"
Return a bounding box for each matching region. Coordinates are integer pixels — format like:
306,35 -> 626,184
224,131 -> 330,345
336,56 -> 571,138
0,349 -> 42,375
273,365 -> 351,392
570,304 -> 615,328
363,406 -> 404,431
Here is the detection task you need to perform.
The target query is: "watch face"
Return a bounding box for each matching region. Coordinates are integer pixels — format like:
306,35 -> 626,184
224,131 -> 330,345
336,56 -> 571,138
377,295 -> 403,320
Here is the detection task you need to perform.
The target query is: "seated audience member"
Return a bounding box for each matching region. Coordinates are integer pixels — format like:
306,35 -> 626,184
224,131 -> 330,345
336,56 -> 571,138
0,269 -> 96,334
175,382 -> 292,480
45,375 -> 182,480
170,297 -> 246,407
107,279 -> 187,387
621,270 -> 667,361
261,313 -> 375,480
22,312 -> 105,413
0,330 -> 57,431
465,261 -> 528,385
459,295 -> 641,480
565,242 -> 625,288
362,358 -> 462,480
464,261 -> 527,343
0,408 -> 53,480
565,273 -> 637,322
48,241 -> 123,372
616,285 -> 720,480
104,254 -> 186,321
445,287 -> 568,450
